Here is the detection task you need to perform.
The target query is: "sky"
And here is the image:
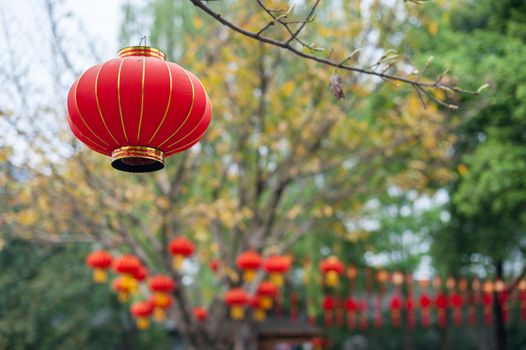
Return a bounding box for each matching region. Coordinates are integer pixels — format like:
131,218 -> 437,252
0,0 -> 126,57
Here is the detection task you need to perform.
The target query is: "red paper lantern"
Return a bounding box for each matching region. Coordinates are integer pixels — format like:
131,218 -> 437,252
150,294 -> 174,322
112,277 -> 131,303
113,255 -> 141,275
450,293 -> 463,326
193,306 -> 208,322
224,288 -> 250,320
344,297 -> 357,329
86,250 -> 113,283
134,265 -> 149,282
236,251 -> 262,282
435,293 -> 448,328
320,256 -> 344,287
419,293 -> 432,327
390,295 -> 402,327
168,236 -> 195,270
130,300 -> 154,329
149,275 -> 176,293
322,296 -> 336,326
263,256 -> 291,287
209,259 -> 220,273
113,255 -> 141,291
67,46 -> 212,173
256,281 -> 278,310
250,296 -> 266,321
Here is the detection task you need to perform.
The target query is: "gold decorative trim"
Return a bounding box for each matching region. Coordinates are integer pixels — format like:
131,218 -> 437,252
94,63 -> 120,145
117,58 -> 130,143
157,68 -> 195,148
118,46 -> 166,60
148,60 -> 173,144
111,146 -> 164,164
137,57 -> 146,142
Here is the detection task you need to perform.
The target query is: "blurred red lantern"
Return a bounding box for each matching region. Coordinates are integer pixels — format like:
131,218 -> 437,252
148,274 -> 176,322
209,259 -> 220,273
130,300 -> 154,330
193,306 -> 208,322
86,250 -> 113,283
435,293 -> 448,328
390,295 -> 402,327
236,251 -> 262,282
150,294 -> 174,322
344,297 -> 357,329
113,255 -> 141,291
320,256 -> 344,287
67,46 -> 212,173
112,277 -> 131,303
419,293 -> 432,327
149,275 -> 176,293
168,236 -> 195,270
322,296 -> 336,326
263,256 -> 291,287
256,281 -> 278,310
133,265 -> 148,283
224,288 -> 249,320
113,255 -> 141,275
250,296 -> 266,321
450,293 -> 463,326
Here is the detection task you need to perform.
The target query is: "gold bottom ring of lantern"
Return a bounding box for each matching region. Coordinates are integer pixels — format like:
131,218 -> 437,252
111,146 -> 165,173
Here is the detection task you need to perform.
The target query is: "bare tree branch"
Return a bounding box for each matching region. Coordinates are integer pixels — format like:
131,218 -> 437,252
188,0 -> 482,108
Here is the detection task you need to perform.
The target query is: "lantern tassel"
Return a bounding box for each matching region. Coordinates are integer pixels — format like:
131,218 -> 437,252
172,255 -> 184,271
230,306 -> 245,320
93,269 -> 107,283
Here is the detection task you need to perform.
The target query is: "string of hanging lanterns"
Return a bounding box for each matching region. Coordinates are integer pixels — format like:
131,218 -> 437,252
85,246 -> 526,332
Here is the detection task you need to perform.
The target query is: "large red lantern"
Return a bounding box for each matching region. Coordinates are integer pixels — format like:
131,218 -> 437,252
320,256 -> 344,287
67,46 -> 212,172
224,288 -> 249,320
86,250 -> 113,283
168,236 -> 195,270
130,300 -> 154,330
237,251 -> 262,282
